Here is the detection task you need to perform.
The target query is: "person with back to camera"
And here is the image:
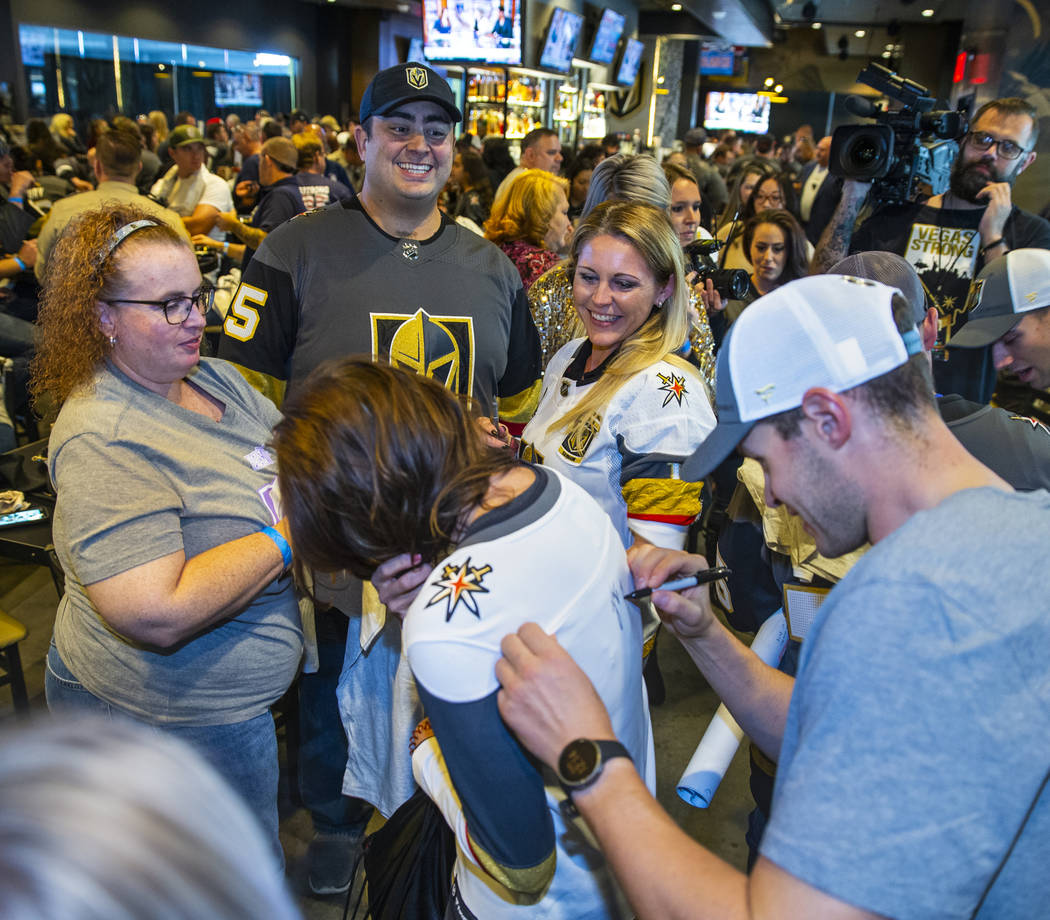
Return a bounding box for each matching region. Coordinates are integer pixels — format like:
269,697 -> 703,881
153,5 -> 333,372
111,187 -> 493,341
529,154 -> 717,384
484,168 -> 571,292
0,717 -> 302,920
273,358 -> 654,919
32,204 -> 302,859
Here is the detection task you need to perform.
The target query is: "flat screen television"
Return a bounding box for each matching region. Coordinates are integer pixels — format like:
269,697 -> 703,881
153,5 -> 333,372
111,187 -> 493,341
700,42 -> 735,76
214,73 -> 262,107
422,0 -> 522,66
588,9 -> 625,65
703,91 -> 771,133
539,7 -> 583,73
615,38 -> 644,87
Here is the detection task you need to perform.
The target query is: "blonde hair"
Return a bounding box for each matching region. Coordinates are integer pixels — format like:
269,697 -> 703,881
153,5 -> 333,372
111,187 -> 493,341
484,169 -> 569,248
50,113 -> 74,136
30,204 -> 187,416
148,110 -> 169,142
548,201 -> 692,441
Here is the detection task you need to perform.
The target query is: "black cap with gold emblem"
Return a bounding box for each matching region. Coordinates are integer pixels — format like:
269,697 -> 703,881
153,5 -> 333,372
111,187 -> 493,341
359,63 -> 463,124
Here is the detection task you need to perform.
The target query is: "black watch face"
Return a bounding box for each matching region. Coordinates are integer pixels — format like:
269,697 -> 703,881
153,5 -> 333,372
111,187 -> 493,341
559,739 -> 599,785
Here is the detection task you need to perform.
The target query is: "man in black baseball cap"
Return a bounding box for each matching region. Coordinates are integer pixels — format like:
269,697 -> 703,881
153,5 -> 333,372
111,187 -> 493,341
358,63 -> 462,125
217,58 -> 539,896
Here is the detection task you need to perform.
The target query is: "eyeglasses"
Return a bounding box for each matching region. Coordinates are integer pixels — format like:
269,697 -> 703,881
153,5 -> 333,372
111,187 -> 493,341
753,192 -> 784,207
966,131 -> 1030,161
103,285 -> 214,324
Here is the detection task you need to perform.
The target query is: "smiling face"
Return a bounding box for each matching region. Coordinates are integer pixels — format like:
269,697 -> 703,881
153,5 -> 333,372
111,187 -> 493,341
751,176 -> 785,212
992,307 -> 1050,389
668,178 -> 702,246
356,101 -> 454,205
97,244 -> 206,397
741,421 -> 868,558
749,221 -> 788,290
573,233 -> 674,368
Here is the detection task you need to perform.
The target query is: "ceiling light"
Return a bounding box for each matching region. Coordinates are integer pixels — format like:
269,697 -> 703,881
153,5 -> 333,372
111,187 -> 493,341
855,29 -> 866,37
921,8 -> 934,16
885,43 -> 894,50
882,51 -> 892,58
671,2 -> 682,9
811,21 -> 822,29
764,77 -> 775,86
774,84 -> 783,93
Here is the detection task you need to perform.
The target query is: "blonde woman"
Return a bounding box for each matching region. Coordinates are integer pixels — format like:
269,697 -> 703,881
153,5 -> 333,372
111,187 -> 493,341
520,201 -> 716,552
483,168 -> 571,292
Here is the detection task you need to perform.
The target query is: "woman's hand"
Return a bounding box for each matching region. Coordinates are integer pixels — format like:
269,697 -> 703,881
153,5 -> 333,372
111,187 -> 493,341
475,416 -> 515,451
687,271 -> 724,314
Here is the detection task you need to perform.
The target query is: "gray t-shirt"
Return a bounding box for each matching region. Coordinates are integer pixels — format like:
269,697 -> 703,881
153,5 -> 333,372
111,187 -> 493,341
50,358 -> 302,725
762,487 -> 1050,918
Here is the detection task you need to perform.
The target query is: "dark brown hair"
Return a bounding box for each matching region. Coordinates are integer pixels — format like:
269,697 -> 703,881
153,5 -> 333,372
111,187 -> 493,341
742,209 -> 810,284
273,358 -> 518,582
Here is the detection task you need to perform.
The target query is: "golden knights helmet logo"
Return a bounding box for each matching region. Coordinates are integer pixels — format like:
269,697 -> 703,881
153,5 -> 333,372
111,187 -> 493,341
372,308 -> 476,396
406,67 -> 428,90
558,413 -> 601,464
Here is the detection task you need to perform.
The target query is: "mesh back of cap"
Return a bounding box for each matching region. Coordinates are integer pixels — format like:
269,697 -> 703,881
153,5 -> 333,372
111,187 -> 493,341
829,252 -> 925,324
728,276 -> 908,423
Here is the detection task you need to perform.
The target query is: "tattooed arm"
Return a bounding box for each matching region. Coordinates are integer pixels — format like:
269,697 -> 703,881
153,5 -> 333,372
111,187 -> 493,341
810,179 -> 872,275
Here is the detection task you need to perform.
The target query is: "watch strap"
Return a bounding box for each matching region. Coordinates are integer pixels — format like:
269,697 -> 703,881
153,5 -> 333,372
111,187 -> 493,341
558,738 -> 631,794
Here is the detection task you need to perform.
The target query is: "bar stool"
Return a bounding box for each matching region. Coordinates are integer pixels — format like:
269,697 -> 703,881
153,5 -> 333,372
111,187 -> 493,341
0,609 -> 29,716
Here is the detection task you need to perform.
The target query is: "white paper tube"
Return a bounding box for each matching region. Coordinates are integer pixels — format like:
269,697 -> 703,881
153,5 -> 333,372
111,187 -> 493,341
676,611 -> 790,808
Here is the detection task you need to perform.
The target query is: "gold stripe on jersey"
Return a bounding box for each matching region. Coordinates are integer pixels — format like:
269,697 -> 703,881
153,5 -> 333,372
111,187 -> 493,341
498,378 -> 542,424
622,477 -> 703,521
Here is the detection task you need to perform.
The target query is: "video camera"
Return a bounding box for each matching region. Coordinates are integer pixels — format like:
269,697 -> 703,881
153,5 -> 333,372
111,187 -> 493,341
683,238 -> 751,301
829,63 -> 967,204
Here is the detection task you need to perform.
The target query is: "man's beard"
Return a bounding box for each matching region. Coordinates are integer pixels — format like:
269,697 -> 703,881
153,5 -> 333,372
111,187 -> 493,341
949,155 -> 1018,203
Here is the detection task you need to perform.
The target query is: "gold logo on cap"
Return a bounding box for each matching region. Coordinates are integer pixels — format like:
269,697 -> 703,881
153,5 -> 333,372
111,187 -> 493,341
754,383 -> 776,402
406,67 -> 428,90
1026,291 -> 1038,303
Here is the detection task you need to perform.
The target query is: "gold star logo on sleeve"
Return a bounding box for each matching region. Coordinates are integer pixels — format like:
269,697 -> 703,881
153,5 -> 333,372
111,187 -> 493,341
657,371 -> 688,407
425,557 -> 492,621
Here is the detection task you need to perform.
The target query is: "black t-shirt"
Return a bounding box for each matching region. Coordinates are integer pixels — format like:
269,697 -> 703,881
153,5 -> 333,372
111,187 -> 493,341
852,202 -> 1050,402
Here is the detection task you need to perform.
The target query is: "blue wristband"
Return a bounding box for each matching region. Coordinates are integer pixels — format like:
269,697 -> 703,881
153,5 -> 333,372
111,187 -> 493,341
12,255 -> 26,271
9,196 -> 24,204
261,525 -> 292,568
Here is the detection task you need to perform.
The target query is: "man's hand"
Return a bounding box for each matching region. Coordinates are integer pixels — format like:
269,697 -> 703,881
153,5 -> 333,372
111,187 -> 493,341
16,239 -> 37,268
975,181 -> 1012,245
496,623 -> 615,768
627,543 -> 719,640
372,552 -> 429,619
71,176 -> 94,192
215,210 -> 240,233
191,233 -> 220,250
235,179 -> 259,204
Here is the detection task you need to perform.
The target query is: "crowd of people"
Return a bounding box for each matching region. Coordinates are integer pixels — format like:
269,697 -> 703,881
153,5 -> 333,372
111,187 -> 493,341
1,59 -> 1049,920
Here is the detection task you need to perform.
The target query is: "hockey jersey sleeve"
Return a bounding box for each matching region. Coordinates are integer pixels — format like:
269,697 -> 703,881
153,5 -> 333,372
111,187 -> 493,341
413,684 -> 556,902
496,286 -> 543,425
616,363 -> 716,548
217,244 -> 300,407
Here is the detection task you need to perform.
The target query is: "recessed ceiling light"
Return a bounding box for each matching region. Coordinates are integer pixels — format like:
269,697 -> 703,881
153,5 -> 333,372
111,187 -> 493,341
855,29 -> 866,38
921,8 -> 934,16
774,84 -> 783,93
671,2 -> 682,9
811,21 -> 822,29
764,77 -> 775,86
881,51 -> 892,58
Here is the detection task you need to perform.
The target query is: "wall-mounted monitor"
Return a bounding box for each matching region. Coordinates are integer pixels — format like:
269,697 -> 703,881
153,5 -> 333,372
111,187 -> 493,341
215,73 -> 263,107
539,7 -> 584,74
615,38 -> 644,87
703,91 -> 771,133
422,0 -> 522,66
588,9 -> 625,65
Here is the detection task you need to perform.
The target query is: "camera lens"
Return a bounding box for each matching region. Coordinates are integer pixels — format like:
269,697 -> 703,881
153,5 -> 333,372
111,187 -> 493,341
849,138 -> 881,168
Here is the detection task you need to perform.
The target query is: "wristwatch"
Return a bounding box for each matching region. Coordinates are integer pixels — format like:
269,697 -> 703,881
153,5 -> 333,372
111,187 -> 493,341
556,738 -> 631,794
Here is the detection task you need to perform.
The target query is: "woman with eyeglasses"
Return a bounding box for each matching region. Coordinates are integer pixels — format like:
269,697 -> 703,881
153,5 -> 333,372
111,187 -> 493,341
31,204 -> 302,861
714,171 -> 812,273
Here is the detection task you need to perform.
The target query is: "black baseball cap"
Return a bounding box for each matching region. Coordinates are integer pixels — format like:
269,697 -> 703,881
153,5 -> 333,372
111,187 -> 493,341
359,64 -> 462,124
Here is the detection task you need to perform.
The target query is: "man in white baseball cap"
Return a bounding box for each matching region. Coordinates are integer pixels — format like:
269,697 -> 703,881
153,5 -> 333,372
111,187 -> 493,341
951,247 -> 1050,389
495,273 -> 1050,920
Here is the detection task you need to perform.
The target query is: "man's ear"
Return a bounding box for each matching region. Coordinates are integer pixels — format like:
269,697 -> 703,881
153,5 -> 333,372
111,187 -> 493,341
1018,149 -> 1036,176
922,305 -> 939,351
353,123 -> 368,160
799,387 -> 851,449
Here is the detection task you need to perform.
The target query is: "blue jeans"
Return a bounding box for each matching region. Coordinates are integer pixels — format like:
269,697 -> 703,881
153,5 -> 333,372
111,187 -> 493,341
45,640 -> 282,863
298,610 -> 373,837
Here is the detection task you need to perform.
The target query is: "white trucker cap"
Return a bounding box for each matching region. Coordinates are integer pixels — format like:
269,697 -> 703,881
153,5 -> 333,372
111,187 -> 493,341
682,275 -> 924,480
